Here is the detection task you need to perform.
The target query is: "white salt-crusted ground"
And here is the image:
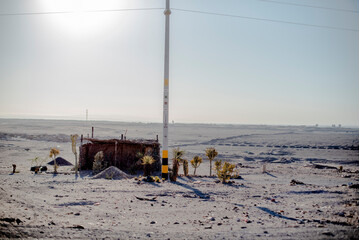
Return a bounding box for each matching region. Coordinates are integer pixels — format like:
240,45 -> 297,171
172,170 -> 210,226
0,119 -> 358,239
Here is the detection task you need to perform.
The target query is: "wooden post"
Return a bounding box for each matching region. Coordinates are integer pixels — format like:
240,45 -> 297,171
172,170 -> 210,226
92,127 -> 94,138
115,141 -> 117,167
121,134 -> 123,140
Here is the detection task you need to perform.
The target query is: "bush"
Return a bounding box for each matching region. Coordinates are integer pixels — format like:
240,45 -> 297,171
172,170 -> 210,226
171,148 -> 185,181
205,147 -> 218,176
190,156 -> 202,175
141,155 -> 155,176
216,161 -> 239,183
92,151 -> 104,174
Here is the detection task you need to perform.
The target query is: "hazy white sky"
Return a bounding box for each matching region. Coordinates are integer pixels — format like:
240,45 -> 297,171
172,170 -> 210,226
0,0 -> 358,126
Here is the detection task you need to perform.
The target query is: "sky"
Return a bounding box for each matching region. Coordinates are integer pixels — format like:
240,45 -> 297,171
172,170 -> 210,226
0,0 -> 358,126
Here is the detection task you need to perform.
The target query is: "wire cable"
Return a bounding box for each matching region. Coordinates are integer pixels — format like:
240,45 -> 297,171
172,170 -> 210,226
0,7 -> 164,16
258,0 -> 359,14
1,6 -> 358,33
172,8 -> 359,33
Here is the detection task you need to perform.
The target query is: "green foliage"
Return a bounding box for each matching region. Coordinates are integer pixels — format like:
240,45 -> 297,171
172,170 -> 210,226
205,147 -> 218,176
190,155 -> 202,175
216,161 -> 238,183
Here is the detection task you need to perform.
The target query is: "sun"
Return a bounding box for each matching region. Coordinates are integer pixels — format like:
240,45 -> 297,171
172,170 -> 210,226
39,0 -> 127,37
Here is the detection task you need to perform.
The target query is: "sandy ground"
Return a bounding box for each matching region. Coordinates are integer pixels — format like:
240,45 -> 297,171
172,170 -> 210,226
0,119 -> 358,239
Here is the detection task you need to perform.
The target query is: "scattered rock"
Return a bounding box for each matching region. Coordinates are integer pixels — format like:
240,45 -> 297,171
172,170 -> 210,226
322,232 -> 335,236
135,196 -> 157,202
204,226 -> 212,229
311,164 -> 337,170
349,184 -> 359,189
337,212 -> 345,217
150,221 -> 156,224
290,179 -> 305,185
0,218 -> 22,225
69,225 -> 84,229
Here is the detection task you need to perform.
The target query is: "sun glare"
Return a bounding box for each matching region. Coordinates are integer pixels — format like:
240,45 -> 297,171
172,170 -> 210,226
39,0 -> 127,37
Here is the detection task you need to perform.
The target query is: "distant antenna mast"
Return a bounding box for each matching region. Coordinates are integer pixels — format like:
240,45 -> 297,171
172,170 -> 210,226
162,0 -> 171,180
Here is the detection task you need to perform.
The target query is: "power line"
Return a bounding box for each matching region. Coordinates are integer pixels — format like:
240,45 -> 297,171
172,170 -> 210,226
258,0 -> 359,14
0,7 -> 164,16
172,8 -> 359,33
1,5 -> 358,33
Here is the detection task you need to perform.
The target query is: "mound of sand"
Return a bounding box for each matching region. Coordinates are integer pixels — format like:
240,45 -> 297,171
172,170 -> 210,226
92,166 -> 130,180
47,157 -> 73,166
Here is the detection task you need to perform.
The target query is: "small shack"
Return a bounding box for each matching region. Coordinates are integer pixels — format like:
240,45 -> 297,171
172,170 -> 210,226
79,138 -> 161,173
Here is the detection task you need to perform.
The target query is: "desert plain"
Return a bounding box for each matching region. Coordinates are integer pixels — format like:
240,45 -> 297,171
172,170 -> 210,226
0,118 -> 358,239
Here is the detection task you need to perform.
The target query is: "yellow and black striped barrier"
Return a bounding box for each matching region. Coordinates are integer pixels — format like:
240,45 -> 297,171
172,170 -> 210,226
162,150 -> 168,180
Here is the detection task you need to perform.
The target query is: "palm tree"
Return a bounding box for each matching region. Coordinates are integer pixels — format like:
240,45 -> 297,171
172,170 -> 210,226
190,155 -> 202,176
49,148 -> 60,174
171,147 -> 185,181
205,147 -> 218,176
141,155 -> 155,176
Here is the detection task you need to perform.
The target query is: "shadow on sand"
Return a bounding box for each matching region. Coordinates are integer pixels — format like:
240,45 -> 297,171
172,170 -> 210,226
78,170 -> 92,179
257,206 -> 298,221
172,180 -> 211,200
264,172 -> 277,178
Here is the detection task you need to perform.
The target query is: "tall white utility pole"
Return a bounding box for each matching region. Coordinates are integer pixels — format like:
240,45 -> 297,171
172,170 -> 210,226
162,0 -> 171,180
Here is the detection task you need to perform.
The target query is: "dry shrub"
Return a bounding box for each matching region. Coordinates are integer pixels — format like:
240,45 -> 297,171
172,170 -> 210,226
190,156 -> 202,176
141,155 -> 155,176
217,161 -> 239,183
205,147 -> 218,176
93,151 -> 104,174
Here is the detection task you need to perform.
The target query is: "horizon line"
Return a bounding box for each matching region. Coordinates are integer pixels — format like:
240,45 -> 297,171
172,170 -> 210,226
0,116 -> 358,129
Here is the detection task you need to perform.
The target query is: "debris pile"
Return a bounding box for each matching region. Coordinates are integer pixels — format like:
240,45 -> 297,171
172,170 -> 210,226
92,166 -> 130,180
